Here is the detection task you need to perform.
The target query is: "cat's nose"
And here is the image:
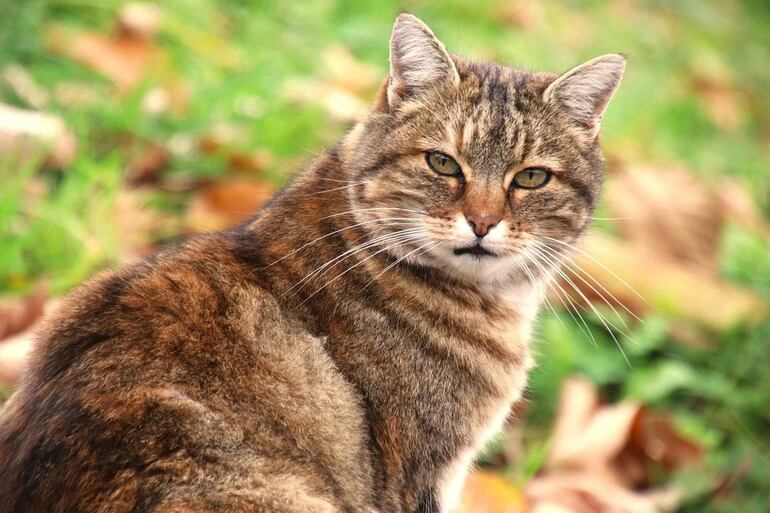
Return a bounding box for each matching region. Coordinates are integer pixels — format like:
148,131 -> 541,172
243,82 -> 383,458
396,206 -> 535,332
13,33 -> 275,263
465,213 -> 501,238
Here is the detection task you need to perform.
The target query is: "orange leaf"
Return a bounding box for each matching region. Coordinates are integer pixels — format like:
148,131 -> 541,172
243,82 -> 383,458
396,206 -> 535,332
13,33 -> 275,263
185,180 -> 275,233
462,471 -> 526,513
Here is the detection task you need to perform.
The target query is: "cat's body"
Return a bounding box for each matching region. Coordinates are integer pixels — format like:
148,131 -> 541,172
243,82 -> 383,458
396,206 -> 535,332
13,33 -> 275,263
0,14 -> 624,513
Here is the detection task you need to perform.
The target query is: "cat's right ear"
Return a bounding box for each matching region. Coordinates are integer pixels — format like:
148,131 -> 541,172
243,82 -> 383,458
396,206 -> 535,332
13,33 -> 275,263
543,54 -> 626,139
387,13 -> 459,111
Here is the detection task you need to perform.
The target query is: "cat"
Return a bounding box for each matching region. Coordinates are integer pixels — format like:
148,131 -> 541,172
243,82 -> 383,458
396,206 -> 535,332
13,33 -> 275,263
0,13 -> 624,513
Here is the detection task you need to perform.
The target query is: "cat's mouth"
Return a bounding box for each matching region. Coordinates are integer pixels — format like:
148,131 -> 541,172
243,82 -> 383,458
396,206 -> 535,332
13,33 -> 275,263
453,244 -> 497,257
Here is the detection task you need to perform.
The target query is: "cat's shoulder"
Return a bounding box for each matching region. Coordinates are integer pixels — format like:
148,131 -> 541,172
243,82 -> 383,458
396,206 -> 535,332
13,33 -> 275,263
24,232 -> 289,387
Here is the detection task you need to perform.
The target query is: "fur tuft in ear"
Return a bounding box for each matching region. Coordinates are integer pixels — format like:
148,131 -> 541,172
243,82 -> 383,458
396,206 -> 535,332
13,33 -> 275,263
544,54 -> 626,137
387,13 -> 459,110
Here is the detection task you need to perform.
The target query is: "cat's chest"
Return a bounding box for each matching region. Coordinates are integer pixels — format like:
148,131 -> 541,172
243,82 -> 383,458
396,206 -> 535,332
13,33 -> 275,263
433,285 -> 541,513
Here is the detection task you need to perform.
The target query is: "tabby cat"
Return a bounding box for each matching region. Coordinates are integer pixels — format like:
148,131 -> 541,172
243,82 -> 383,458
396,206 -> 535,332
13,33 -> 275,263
0,13 -> 624,513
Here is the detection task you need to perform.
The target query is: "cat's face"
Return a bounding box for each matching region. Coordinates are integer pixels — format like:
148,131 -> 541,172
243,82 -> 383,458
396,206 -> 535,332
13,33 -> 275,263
346,14 -> 624,286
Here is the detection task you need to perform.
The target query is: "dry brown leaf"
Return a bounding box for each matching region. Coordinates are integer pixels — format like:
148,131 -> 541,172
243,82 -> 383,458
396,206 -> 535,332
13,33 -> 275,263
198,133 -> 274,176
495,1 -> 544,30
626,410 -> 703,477
285,45 -> 379,123
48,24 -> 159,92
118,2 -> 162,40
718,180 -> 770,237
0,283 -> 48,341
115,189 -> 176,261
126,143 -> 170,187
607,164 -> 724,275
549,378 -> 642,471
0,297 -> 60,388
0,331 -> 34,388
2,64 -> 49,109
185,180 -> 274,233
690,70 -> 745,133
322,45 -> 380,95
53,81 -> 104,108
461,470 -> 525,513
527,470 -> 681,513
47,3 -> 186,112
525,377 -> 699,513
567,231 -> 766,331
0,103 -> 77,168
285,78 -> 370,123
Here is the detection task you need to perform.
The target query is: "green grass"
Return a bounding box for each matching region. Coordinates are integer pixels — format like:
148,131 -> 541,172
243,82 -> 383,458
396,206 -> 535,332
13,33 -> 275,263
1,1 -> 769,511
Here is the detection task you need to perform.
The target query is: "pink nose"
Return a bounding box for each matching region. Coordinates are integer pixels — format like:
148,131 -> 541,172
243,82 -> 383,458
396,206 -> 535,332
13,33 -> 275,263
465,213 -> 501,238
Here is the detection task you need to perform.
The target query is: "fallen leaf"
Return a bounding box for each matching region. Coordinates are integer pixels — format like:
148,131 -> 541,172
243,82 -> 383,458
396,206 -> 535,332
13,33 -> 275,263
322,45 -> 380,95
0,283 -> 48,341
527,469 -> 681,513
549,378 -> 642,472
0,102 -> 77,168
2,64 -> 49,109
285,78 -> 370,122
495,1 -> 544,30
47,3 -> 185,111
117,2 -> 162,40
689,60 -> 746,133
126,143 -> 170,187
185,180 -> 274,233
115,189 -> 176,262
525,377 -> 700,513
0,331 -> 34,388
198,132 -> 274,176
285,45 -> 380,123
718,180 -> 770,237
48,24 -> 159,92
627,410 -> 703,478
565,231 -> 767,332
461,470 -> 526,513
0,297 -> 60,388
607,164 -> 724,275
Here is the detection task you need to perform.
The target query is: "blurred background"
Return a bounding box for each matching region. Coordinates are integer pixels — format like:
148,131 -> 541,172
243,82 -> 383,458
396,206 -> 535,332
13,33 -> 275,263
0,1 -> 768,512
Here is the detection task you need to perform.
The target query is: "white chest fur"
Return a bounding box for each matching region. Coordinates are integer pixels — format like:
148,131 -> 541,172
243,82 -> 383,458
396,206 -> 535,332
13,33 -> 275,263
436,282 -> 542,513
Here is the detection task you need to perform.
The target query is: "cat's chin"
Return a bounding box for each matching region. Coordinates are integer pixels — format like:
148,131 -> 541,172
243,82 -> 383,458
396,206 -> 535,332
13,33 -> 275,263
425,245 -> 525,286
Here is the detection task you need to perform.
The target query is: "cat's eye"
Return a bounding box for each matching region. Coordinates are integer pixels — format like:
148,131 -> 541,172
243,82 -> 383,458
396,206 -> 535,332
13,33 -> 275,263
426,151 -> 462,177
511,168 -> 551,190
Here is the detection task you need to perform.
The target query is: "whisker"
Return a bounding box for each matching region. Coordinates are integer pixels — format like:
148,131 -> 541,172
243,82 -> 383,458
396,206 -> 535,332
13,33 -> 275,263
362,240 -> 439,289
531,244 -> 633,367
320,206 -> 426,220
527,248 -> 598,346
538,234 -> 649,306
261,217 -> 422,268
297,234 -> 429,306
301,182 -> 367,196
534,241 -> 642,327
283,228 -> 425,297
316,177 -> 369,184
511,251 -> 562,325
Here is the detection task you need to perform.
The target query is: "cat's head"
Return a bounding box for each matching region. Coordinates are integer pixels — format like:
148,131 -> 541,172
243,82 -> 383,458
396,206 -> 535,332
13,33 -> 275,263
344,13 -> 625,286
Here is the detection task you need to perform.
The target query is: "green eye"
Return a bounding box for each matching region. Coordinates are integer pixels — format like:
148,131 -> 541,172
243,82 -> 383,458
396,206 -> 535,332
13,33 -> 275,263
426,151 -> 462,177
512,168 -> 551,190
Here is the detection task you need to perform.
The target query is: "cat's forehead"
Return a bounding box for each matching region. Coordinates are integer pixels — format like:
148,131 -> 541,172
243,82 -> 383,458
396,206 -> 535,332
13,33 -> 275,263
445,61 -> 559,174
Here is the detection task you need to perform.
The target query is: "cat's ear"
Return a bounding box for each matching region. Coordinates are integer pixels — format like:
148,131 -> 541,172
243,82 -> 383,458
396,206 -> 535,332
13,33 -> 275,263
543,54 -> 626,138
387,13 -> 459,110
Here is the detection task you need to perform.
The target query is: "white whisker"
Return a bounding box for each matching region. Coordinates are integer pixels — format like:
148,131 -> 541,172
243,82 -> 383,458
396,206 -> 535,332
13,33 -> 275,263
283,228 -> 425,297
297,234 -> 430,306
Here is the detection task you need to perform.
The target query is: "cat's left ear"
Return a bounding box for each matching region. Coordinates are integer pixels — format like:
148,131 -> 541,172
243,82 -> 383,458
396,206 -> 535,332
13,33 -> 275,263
544,54 -> 626,139
387,13 -> 460,110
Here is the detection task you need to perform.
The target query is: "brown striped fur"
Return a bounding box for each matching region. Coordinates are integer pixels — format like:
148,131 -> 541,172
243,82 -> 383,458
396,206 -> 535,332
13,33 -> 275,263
0,14 -> 624,513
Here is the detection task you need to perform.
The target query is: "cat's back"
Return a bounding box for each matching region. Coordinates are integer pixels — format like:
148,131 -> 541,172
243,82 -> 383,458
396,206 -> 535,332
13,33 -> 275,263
0,233 -> 373,513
